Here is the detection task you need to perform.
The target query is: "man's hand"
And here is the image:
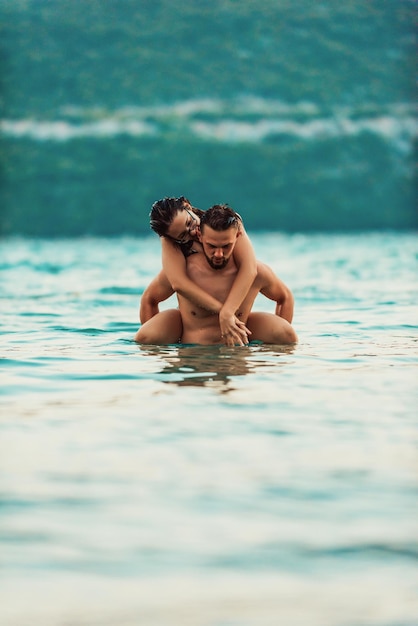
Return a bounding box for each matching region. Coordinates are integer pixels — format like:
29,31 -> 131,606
219,312 -> 251,346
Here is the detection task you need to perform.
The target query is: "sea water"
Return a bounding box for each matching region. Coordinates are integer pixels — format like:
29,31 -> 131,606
0,232 -> 417,626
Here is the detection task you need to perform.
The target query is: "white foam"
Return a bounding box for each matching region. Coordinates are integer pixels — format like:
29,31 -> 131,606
0,118 -> 156,140
191,115 -> 418,145
1,98 -> 416,146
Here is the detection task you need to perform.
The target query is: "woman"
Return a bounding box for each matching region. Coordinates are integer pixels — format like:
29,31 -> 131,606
138,196 -> 258,346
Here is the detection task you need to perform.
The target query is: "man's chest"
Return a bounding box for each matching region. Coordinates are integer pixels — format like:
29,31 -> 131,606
187,257 -> 237,301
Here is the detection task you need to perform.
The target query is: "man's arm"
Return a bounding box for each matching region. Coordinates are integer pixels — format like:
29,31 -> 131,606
257,262 -> 294,323
139,271 -> 175,323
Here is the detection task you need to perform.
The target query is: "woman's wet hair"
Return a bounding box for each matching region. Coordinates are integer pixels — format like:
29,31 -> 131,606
149,196 -> 203,237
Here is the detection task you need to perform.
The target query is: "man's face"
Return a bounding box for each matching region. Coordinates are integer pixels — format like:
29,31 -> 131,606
199,225 -> 239,270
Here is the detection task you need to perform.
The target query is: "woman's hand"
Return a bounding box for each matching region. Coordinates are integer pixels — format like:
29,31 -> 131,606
219,310 -> 251,346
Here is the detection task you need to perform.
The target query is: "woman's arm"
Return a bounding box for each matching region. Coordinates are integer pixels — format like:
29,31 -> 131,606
219,226 -> 257,337
161,238 -> 224,314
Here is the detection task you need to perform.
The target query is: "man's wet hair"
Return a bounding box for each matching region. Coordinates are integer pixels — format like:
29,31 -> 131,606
200,204 -> 242,232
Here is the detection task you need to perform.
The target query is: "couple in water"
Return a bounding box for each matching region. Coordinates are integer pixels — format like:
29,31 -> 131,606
135,196 -> 297,346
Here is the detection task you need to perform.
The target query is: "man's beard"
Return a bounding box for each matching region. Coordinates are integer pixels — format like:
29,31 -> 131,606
204,252 -> 230,270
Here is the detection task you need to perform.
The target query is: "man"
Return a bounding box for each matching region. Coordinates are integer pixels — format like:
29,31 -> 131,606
135,205 -> 297,346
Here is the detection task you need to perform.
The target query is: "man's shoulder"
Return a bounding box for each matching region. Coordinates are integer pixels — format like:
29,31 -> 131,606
255,259 -> 270,275
255,260 -> 275,284
185,242 -> 203,258
185,243 -> 207,271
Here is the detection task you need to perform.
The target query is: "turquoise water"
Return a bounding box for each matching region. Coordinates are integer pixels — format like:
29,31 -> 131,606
1,232 -> 417,625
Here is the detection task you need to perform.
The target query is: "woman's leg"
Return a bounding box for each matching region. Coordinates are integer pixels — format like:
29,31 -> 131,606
134,309 -> 183,344
246,312 -> 298,345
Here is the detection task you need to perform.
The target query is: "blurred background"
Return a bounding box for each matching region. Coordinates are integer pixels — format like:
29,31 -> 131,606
0,0 -> 416,237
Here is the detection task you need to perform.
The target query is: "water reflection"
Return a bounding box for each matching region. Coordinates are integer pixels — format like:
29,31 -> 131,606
137,343 -> 296,392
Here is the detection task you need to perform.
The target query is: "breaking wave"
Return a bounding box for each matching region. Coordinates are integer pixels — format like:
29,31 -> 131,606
1,97 -> 416,150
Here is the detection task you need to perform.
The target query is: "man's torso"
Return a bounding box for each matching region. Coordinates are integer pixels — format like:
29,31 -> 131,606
178,244 -> 261,344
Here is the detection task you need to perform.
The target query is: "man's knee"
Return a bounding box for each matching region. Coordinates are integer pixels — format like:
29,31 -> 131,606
134,327 -> 153,344
134,309 -> 183,345
247,312 -> 297,345
278,323 -> 298,345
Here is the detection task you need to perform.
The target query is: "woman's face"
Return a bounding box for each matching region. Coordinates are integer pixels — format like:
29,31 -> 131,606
166,208 -> 201,244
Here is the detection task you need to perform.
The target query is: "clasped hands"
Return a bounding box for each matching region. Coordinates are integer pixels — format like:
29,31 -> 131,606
219,309 -> 251,347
